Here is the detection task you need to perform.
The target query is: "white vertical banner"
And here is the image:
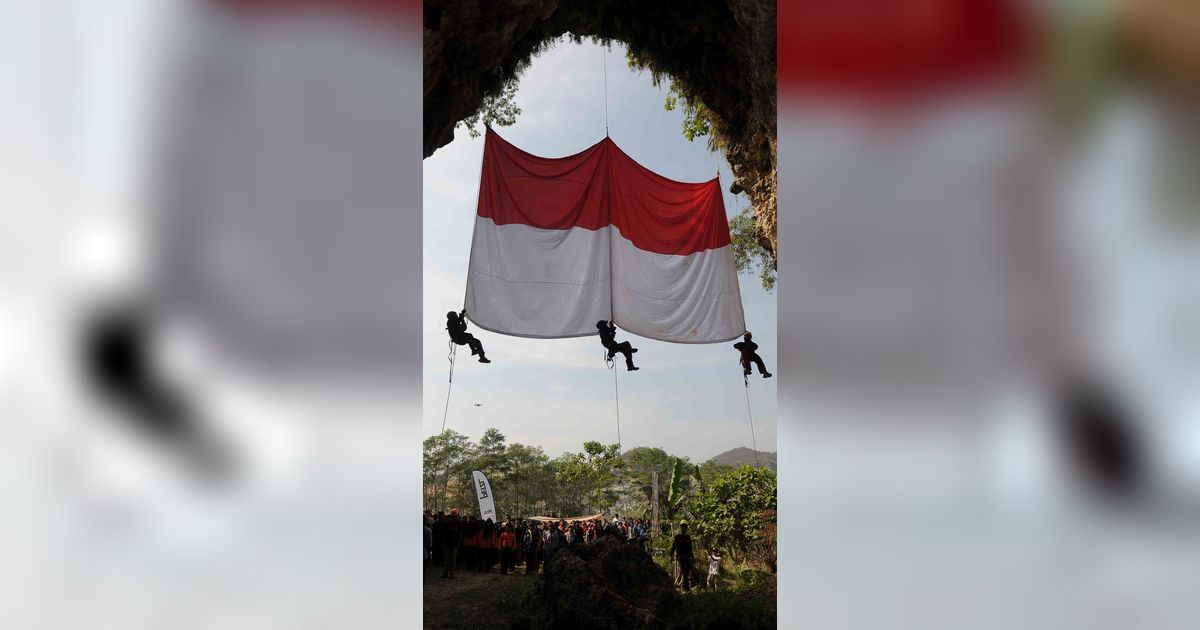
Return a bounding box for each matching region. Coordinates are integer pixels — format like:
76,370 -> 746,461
472,470 -> 497,523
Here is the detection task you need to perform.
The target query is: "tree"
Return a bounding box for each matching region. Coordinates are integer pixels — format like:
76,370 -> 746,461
662,456 -> 701,522
496,442 -> 550,518
555,441 -> 625,514
626,52 -> 722,153
730,206 -> 775,292
689,466 -> 777,570
475,428 -> 508,472
666,457 -> 686,516
698,459 -> 735,482
456,80 -> 521,139
422,430 -> 473,512
663,82 -> 715,144
616,447 -> 677,519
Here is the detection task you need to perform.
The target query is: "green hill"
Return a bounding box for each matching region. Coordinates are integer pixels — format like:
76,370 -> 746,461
707,447 -> 776,472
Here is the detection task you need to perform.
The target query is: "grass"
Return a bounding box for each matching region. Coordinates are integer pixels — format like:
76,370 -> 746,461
423,563 -> 539,630
682,569 -> 777,629
423,551 -> 776,630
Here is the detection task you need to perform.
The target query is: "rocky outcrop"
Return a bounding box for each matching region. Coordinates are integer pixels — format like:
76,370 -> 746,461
424,0 -> 777,261
539,538 -> 686,629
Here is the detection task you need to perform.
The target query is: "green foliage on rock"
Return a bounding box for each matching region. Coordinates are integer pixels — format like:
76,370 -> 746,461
729,206 -> 775,292
456,80 -> 522,138
663,82 -> 717,145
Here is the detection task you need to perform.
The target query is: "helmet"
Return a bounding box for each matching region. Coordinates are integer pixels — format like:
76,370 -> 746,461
596,320 -> 607,328
447,311 -> 458,319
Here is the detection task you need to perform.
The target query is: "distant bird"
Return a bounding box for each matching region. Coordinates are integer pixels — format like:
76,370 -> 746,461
474,403 -> 483,407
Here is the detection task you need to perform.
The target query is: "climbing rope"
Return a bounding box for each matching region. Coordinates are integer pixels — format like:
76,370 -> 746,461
604,350 -> 621,447
433,340 -> 460,511
440,339 -> 457,435
614,363 -> 622,447
742,363 -> 761,468
602,45 -> 609,137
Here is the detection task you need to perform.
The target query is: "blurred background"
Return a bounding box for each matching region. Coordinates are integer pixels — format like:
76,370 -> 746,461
778,1 -> 1200,629
1,0 -> 1198,628
2,1 -> 423,628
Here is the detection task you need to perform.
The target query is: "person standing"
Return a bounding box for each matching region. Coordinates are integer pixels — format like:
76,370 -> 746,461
545,522 -> 563,557
634,520 -> 648,552
524,523 -> 542,574
499,525 -> 517,575
479,518 -> 496,572
440,509 -> 463,578
706,548 -> 722,590
423,515 -> 433,566
460,517 -> 478,571
669,522 -> 696,591
514,520 -> 525,569
431,512 -> 444,567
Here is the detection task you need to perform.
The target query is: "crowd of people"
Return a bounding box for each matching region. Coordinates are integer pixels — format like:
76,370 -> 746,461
423,510 -> 717,590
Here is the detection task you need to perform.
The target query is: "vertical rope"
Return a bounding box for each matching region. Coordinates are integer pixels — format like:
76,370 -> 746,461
614,365 -> 622,447
441,340 -> 457,434
605,349 -> 621,447
743,373 -> 761,467
603,45 -> 609,136
437,340 -> 458,511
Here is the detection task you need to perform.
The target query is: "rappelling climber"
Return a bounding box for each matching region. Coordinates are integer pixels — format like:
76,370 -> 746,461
447,309 -> 490,363
596,320 -> 639,371
734,332 -> 771,378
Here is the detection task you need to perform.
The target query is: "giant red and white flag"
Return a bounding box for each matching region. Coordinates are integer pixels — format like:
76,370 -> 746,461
464,129 -> 745,343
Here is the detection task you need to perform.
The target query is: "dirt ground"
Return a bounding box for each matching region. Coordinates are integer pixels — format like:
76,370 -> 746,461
422,561 -> 537,630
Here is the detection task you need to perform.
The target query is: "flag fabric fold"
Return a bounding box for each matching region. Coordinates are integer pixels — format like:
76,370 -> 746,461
464,129 -> 746,343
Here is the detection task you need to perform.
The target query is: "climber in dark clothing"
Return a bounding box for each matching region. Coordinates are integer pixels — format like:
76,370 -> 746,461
447,310 -> 490,363
596,320 -> 639,371
734,332 -> 771,378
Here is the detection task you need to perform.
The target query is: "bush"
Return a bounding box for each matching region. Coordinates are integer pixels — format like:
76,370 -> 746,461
682,571 -> 776,629
689,467 -> 777,570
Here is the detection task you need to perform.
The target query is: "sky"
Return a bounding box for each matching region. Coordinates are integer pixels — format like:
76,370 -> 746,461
422,38 -> 777,462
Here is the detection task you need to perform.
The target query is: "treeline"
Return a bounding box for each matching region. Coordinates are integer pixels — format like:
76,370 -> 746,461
424,428 -> 732,518
423,428 -> 776,568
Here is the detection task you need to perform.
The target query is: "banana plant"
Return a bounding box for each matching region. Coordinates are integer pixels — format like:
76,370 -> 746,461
664,457 -> 694,521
